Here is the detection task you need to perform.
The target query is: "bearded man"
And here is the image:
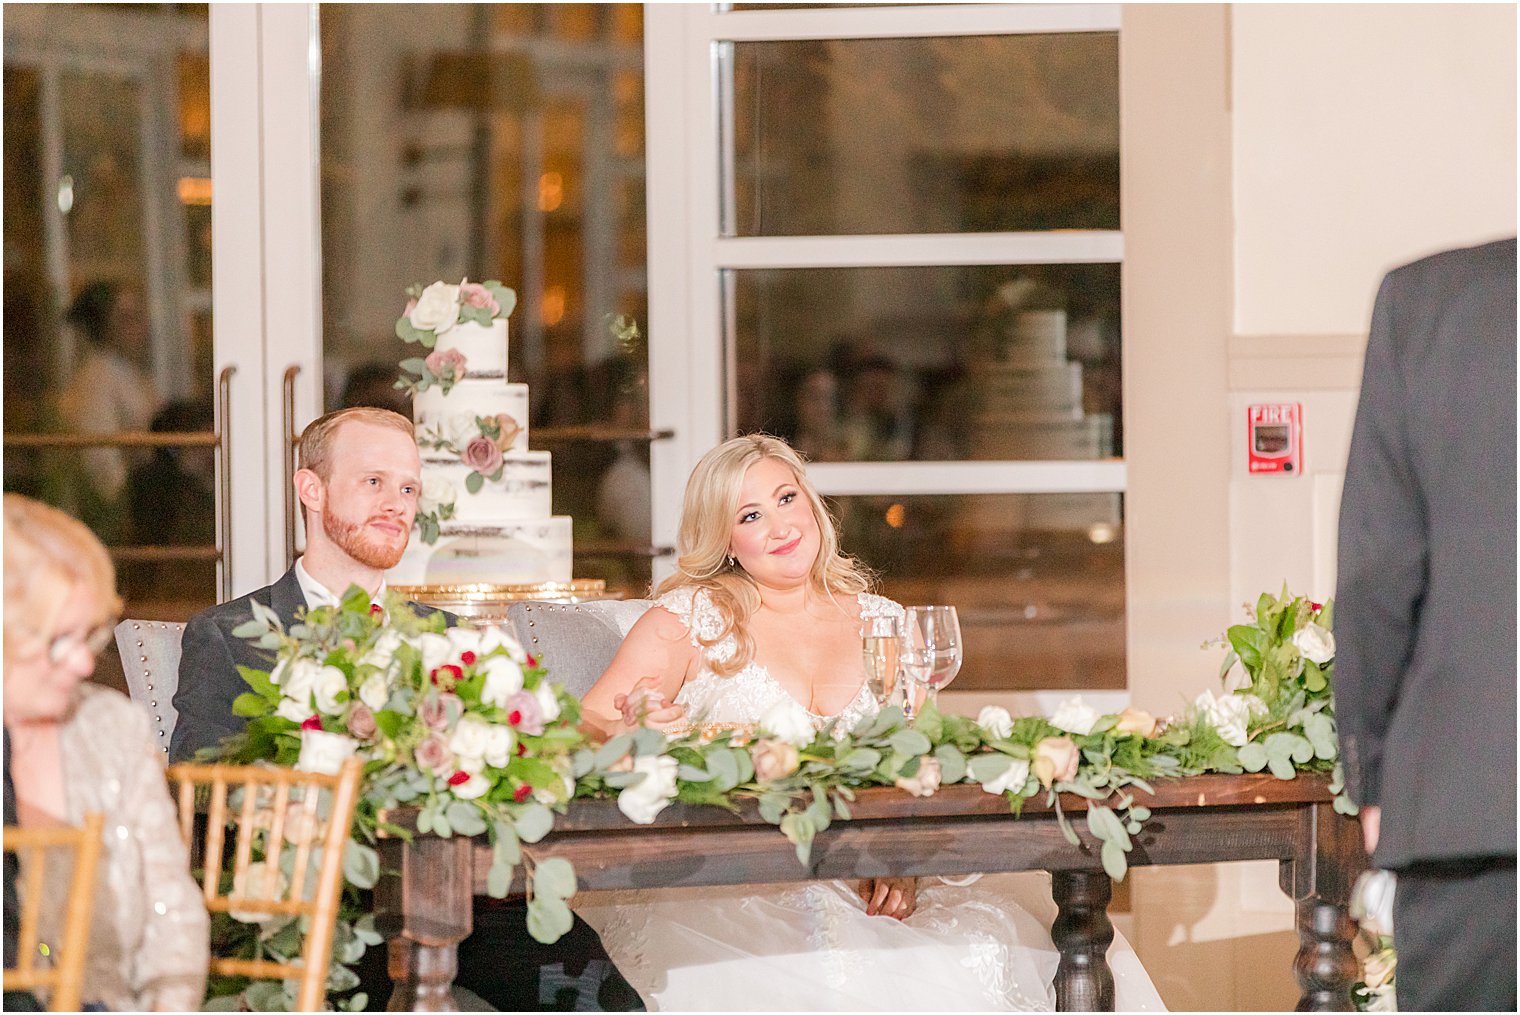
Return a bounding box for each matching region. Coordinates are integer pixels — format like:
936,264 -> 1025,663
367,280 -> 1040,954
170,406 -> 434,761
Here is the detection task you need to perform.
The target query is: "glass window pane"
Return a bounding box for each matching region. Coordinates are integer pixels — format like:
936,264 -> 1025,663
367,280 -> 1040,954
319,4 -> 652,596
730,263 -> 1121,461
728,33 -> 1119,236
831,492 -> 1125,691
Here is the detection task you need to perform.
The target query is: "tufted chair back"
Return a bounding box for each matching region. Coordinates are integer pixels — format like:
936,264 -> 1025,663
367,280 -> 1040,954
113,619 -> 186,757
504,600 -> 654,700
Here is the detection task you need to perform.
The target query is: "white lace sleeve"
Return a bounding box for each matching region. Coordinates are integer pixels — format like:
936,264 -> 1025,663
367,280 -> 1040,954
654,586 -> 737,665
857,592 -> 906,621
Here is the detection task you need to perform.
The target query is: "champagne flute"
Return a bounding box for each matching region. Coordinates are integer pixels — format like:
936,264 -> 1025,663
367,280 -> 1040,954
861,615 -> 902,710
904,606 -> 963,711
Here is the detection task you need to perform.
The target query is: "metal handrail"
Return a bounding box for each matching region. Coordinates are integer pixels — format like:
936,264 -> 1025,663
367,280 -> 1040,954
282,365 -> 301,569
109,546 -> 222,563
216,365 -> 236,601
2,431 -> 221,448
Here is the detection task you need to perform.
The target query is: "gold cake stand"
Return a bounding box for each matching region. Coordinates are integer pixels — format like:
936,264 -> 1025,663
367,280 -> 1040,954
391,579 -> 620,621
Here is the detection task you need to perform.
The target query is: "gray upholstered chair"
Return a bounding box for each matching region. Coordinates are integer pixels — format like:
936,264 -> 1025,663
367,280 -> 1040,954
113,619 -> 186,758
504,600 -> 653,700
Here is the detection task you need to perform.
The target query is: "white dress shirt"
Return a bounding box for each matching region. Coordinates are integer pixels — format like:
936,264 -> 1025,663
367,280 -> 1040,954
293,557 -> 386,611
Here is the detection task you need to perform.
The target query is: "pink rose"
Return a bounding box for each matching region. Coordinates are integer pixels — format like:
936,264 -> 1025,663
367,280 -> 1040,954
1032,736 -> 1081,788
491,414 -> 523,453
418,694 -> 450,731
749,738 -> 800,783
462,436 -> 503,478
459,282 -> 500,316
425,347 -> 468,381
346,702 -> 378,741
1114,707 -> 1157,739
414,734 -> 453,774
503,690 -> 544,736
895,756 -> 943,798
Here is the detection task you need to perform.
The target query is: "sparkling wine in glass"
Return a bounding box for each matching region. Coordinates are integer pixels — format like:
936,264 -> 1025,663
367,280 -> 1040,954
905,606 -> 963,710
861,615 -> 902,709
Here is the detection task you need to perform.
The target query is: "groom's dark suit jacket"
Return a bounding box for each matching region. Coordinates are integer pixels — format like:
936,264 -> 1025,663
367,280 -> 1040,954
167,567 -> 643,1011
169,567 -> 450,762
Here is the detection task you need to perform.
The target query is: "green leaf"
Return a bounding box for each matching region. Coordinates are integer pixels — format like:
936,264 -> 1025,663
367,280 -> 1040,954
839,747 -> 882,773
1302,661 -> 1328,693
1217,649 -> 1239,683
1101,837 -> 1129,880
487,859 -> 514,898
514,802 -> 554,843
1237,741 -> 1269,773
1053,799 -> 1081,846
968,752 -> 1018,785
934,744 -> 967,785
677,763 -> 714,782
232,692 -> 269,718
236,664 -> 280,700
887,729 -> 932,757
465,470 -> 484,494
343,841 -> 380,889
1316,599 -> 1334,630
757,793 -> 789,825
395,317 -> 424,343
399,357 -> 429,376
779,813 -> 816,865
526,896 -> 574,944
632,727 -> 668,756
1227,625 -> 1266,673
231,619 -> 266,639
593,735 -> 634,769
533,857 -> 577,900
703,748 -> 740,792
446,801 -> 488,837
493,822 -> 522,865
1333,792 -> 1359,816
1301,713 -> 1338,760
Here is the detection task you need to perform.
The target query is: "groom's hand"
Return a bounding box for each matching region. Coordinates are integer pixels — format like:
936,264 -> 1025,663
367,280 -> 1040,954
613,676 -> 686,729
858,877 -> 917,920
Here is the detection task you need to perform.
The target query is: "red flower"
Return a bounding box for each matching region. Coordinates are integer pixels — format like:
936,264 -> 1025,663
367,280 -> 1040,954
1310,602 -> 1324,613
461,651 -> 477,665
430,664 -> 464,685
447,771 -> 471,787
370,603 -> 383,616
512,784 -> 532,803
508,710 -> 522,726
300,715 -> 324,731
516,741 -> 527,757
526,653 -> 538,668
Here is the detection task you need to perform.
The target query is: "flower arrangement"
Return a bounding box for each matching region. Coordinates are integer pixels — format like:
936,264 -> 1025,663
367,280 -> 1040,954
412,476 -> 457,545
206,586 -> 1363,1009
416,412 -> 525,497
395,279 -> 517,395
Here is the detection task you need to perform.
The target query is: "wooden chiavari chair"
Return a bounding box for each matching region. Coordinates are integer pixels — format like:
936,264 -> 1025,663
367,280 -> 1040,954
167,759 -> 363,1012
3,812 -> 106,1011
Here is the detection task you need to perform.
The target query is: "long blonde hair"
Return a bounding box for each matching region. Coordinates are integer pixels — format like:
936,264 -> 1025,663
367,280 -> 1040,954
655,434 -> 872,675
3,494 -> 121,666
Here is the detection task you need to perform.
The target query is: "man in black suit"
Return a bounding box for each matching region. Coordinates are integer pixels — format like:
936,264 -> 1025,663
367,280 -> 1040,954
171,406 -> 641,1011
1335,238 -> 1516,1011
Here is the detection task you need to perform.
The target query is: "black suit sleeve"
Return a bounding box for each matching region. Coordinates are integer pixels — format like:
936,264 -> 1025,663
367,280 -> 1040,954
1334,271 -> 1429,808
168,611 -> 247,762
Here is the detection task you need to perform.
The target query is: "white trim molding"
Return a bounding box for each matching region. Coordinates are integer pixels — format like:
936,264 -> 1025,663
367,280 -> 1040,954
714,232 -> 1123,269
808,461 -> 1127,497
707,4 -> 1121,42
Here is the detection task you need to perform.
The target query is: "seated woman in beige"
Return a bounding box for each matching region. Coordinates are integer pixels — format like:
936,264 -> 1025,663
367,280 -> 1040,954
576,435 -> 1165,1012
3,494 -> 207,1010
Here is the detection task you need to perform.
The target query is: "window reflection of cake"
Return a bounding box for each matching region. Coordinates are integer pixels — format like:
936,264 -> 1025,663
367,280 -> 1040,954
389,296 -> 574,586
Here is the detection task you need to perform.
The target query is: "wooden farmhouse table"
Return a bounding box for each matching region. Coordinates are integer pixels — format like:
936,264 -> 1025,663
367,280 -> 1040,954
376,772 -> 1364,1012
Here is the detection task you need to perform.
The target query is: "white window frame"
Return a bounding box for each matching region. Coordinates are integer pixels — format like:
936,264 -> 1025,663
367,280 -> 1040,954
644,3 -> 1126,585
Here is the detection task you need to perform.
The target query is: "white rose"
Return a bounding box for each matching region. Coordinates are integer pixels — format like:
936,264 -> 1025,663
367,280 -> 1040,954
449,772 -> 491,800
483,724 -> 515,768
296,729 -> 358,776
418,633 -> 453,673
1291,624 -> 1336,665
312,665 -> 348,715
360,629 -> 403,672
977,705 -> 1015,740
358,671 -> 390,711
1049,696 -> 1099,736
479,624 -> 527,663
759,697 -> 816,748
979,756 -> 1031,796
617,754 -> 680,825
276,698 -> 311,724
446,412 -> 477,450
1352,869 -> 1397,938
418,476 -> 456,517
409,281 -> 461,335
445,626 -> 484,659
1195,689 -> 1265,748
479,654 -> 525,707
229,861 -> 289,923
533,681 -> 562,723
280,658 -> 324,707
449,714 -> 494,766
267,658 -> 289,687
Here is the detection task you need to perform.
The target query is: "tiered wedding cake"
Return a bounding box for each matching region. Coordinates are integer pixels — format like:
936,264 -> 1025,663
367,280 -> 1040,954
387,280 -> 574,586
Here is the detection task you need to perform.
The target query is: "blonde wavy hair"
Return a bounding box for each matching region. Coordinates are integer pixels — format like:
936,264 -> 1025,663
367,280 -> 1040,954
655,434 -> 872,676
3,494 -> 121,666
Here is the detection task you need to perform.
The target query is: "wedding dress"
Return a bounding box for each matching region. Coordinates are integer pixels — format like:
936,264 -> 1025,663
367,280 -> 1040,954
574,588 -> 1167,1012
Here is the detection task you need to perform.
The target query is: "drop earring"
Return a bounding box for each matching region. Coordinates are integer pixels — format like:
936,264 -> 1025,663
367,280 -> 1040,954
727,553 -> 737,567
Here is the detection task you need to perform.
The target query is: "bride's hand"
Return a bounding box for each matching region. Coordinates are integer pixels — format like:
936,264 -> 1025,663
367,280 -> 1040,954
857,877 -> 917,920
613,676 -> 686,729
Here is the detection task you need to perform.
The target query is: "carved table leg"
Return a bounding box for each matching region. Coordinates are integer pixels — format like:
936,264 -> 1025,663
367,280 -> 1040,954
1051,869 -> 1115,1012
376,834 -> 475,1013
1292,899 -> 1359,1012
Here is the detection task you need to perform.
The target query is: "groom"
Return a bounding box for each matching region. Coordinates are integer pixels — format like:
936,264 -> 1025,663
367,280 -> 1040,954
170,406 -> 643,1011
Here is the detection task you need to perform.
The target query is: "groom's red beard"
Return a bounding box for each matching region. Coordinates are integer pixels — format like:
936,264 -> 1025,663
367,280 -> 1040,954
322,503 -> 409,570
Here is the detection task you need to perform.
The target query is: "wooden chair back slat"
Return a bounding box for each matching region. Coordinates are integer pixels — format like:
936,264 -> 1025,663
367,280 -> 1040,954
3,812 -> 106,1012
166,759 -> 364,1012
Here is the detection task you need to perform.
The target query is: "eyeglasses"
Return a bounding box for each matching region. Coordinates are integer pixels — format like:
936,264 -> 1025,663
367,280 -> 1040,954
47,622 -> 117,665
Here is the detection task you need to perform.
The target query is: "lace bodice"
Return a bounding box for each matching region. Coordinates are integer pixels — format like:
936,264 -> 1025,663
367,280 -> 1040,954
655,586 -> 904,733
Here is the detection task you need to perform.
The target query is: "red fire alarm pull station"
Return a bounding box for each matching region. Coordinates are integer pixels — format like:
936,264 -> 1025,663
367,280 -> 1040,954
1247,403 -> 1303,474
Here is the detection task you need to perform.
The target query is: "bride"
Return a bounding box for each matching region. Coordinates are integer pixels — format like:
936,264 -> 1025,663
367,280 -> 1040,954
577,434 -> 1165,1012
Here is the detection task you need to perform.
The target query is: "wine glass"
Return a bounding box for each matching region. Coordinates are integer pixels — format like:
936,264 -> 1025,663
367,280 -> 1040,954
860,615 -> 903,711
904,606 -> 962,711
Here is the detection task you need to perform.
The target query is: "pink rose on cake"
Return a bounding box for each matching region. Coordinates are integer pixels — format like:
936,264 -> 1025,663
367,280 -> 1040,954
459,280 -> 501,316
425,347 -> 468,384
463,436 -> 503,478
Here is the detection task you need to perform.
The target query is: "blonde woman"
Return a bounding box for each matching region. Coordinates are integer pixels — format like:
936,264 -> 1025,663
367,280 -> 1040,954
578,436 -> 1165,1012
3,495 -> 207,1010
